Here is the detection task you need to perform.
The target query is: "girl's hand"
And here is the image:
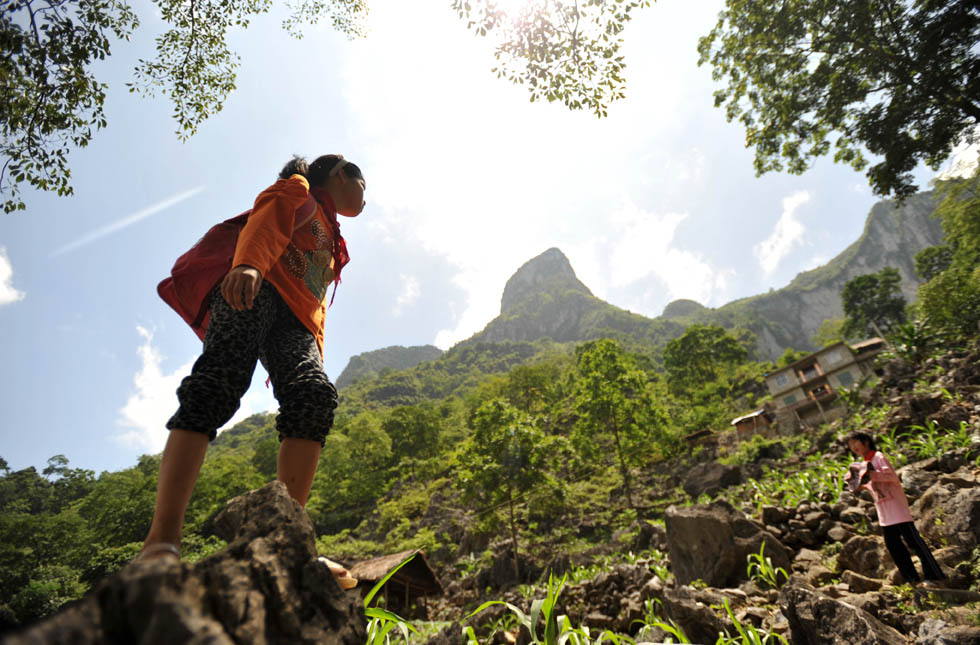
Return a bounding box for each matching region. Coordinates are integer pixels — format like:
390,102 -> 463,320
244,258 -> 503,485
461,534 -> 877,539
221,265 -> 263,311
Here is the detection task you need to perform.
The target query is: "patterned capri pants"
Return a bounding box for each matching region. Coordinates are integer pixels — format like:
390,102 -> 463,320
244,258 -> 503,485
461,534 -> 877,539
166,282 -> 338,445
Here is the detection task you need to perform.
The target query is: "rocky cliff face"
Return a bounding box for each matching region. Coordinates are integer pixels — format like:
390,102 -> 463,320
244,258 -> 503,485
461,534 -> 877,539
705,190 -> 944,357
460,191 -> 944,358
464,248 -> 684,347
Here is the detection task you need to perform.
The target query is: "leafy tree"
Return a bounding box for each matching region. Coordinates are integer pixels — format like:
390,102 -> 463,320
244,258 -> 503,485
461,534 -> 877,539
812,317 -> 847,348
917,171 -> 980,336
841,267 -> 907,338
0,0 -> 140,212
775,347 -> 808,368
697,0 -> 980,198
914,245 -> 954,282
573,339 -> 667,509
662,324 -> 748,390
250,435 -> 279,479
1,0 -> 366,211
458,398 -> 552,580
381,403 -> 443,466
452,0 -> 651,117
74,457 -> 159,547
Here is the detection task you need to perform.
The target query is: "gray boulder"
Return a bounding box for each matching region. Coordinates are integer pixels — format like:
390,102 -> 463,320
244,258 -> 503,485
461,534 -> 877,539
917,618 -> 980,644
779,582 -> 907,644
838,536 -> 890,579
912,475 -> 980,549
665,501 -> 791,587
682,462 -> 743,498
3,482 -> 365,645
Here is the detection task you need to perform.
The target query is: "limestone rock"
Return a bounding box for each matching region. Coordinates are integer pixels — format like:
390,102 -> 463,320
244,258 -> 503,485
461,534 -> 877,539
838,536 -> 890,579
665,501 -> 791,587
779,583 -> 907,644
681,462 -> 742,498
916,618 -> 980,645
3,482 -> 365,645
842,571 -> 883,594
912,479 -> 980,548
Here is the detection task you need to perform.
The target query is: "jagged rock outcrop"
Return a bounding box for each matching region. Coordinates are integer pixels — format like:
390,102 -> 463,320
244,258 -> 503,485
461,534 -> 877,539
336,344 -> 443,389
456,191 -> 943,358
499,247 -> 593,314
2,482 -> 365,645
779,581 -> 907,644
665,500 -> 791,587
696,190 -> 944,357
463,248 -> 683,346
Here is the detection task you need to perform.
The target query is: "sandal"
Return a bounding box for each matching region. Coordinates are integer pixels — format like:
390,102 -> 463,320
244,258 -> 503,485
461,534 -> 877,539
135,542 -> 181,563
318,556 -> 358,590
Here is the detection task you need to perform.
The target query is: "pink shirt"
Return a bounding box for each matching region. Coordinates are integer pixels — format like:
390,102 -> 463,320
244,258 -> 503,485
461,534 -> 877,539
862,451 -> 913,526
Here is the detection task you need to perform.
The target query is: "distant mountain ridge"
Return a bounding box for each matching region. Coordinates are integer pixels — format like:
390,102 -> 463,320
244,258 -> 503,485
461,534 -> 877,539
337,189 -> 944,380
688,190 -> 943,356
335,344 -> 443,389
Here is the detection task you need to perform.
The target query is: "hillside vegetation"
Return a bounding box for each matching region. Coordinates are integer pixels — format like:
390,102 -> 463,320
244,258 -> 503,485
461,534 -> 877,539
2,174 -> 979,642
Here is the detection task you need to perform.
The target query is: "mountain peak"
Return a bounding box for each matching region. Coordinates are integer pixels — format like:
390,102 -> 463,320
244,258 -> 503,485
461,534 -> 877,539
500,248 -> 592,314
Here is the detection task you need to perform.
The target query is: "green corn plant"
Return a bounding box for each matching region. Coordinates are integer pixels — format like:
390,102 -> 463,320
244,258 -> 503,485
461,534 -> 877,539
466,572 -> 566,644
632,598 -> 691,644
556,617 -> 636,645
746,542 -> 788,589
465,573 -> 634,645
363,554 -> 420,645
714,598 -> 788,645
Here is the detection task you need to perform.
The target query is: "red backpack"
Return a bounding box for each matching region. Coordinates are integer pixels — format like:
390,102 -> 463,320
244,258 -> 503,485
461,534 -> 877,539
158,195 -> 317,340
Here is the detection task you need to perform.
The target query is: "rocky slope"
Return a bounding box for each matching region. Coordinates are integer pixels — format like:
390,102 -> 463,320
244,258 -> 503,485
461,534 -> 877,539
417,342 -> 980,644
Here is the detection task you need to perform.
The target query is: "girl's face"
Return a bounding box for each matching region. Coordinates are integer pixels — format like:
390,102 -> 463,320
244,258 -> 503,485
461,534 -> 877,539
847,439 -> 870,458
329,173 -> 366,218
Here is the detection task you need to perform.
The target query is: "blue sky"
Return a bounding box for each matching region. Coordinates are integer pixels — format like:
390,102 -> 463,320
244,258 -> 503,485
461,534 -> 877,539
0,0 -> 951,474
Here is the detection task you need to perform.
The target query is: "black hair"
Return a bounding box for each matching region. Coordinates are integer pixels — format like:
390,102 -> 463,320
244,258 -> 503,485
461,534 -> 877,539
845,431 -> 877,451
278,154 -> 363,187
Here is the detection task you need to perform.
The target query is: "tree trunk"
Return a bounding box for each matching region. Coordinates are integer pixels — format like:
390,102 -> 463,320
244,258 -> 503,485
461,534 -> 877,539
507,486 -> 520,582
613,425 -> 634,510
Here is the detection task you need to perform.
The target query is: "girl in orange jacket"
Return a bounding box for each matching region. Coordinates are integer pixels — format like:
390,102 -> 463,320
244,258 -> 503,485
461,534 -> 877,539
139,155 -> 364,589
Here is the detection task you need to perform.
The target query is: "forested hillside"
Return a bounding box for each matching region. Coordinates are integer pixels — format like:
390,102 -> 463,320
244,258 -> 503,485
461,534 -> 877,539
3,175 -> 979,642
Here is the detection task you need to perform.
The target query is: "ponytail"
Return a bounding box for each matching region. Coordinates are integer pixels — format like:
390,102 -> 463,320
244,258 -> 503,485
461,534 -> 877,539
278,155 -> 310,180
278,154 -> 363,187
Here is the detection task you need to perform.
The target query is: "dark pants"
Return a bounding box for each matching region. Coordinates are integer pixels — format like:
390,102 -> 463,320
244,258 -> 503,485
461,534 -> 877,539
167,283 -> 337,445
882,521 -> 945,582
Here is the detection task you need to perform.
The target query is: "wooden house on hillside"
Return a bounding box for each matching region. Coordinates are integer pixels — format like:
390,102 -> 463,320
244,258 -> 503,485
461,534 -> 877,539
348,550 -> 443,618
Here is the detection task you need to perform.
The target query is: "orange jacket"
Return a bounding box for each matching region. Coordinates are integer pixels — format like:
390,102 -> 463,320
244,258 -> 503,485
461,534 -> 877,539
233,175 -> 336,356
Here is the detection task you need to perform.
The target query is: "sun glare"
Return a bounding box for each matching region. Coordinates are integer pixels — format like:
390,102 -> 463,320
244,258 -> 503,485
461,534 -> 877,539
492,0 -> 538,18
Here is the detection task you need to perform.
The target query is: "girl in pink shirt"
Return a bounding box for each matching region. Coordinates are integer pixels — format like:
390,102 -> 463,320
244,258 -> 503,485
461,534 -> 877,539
845,432 -> 945,585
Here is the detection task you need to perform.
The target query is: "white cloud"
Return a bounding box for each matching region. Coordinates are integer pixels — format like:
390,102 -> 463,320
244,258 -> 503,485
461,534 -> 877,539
568,200 -> 734,315
393,274 -> 420,316
339,0 -> 725,348
0,247 -> 25,306
116,327 -> 276,453
754,191 -> 811,275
